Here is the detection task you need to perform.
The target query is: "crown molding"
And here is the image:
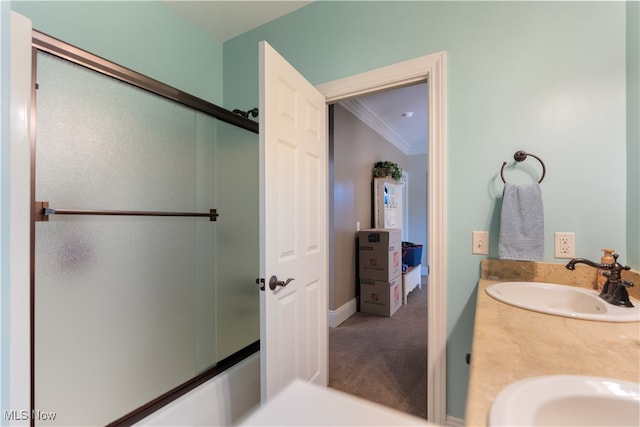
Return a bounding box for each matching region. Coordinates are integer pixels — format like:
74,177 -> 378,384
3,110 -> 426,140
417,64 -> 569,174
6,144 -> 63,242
340,97 -> 411,155
339,97 -> 427,156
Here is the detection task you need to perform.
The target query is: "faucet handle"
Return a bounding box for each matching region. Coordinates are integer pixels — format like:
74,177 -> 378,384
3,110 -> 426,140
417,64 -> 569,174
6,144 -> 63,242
611,253 -> 631,273
611,253 -> 623,266
620,280 -> 634,289
610,280 -> 635,308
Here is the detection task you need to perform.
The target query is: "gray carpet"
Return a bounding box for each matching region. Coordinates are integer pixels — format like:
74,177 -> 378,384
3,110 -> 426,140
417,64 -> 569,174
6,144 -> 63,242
328,278 -> 428,419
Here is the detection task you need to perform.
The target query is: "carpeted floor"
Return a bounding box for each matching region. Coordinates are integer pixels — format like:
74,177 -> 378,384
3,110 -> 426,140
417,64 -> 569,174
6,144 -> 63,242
328,277 -> 428,418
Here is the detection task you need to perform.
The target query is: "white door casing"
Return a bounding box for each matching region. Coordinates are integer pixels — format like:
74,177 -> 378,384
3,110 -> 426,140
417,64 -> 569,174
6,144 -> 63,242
258,41 -> 328,400
6,11 -> 33,424
317,51 -> 447,425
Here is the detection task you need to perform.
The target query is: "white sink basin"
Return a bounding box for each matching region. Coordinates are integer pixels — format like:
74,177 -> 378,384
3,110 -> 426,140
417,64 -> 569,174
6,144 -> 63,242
486,281 -> 640,322
489,375 -> 640,426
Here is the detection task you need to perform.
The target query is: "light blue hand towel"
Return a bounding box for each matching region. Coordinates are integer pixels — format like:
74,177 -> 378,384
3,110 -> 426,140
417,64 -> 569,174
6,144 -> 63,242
498,183 -> 544,261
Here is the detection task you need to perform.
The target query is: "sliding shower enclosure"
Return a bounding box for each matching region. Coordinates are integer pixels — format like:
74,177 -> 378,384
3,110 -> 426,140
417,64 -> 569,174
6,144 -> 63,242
31,33 -> 259,426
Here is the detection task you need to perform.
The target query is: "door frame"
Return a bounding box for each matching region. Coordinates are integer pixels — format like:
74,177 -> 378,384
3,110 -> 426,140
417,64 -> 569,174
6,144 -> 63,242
5,10 -> 33,418
316,50 -> 447,425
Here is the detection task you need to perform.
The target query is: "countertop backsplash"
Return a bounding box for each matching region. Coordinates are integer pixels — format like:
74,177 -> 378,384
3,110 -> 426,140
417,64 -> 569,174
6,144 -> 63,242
481,258 -> 640,301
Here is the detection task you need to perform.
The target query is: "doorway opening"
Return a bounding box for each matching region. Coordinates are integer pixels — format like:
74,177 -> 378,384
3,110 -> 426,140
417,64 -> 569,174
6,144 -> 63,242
327,81 -> 428,418
317,50 -> 447,425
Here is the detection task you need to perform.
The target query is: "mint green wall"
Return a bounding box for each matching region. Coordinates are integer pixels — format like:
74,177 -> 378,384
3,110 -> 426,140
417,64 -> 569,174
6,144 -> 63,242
11,1 -> 224,104
223,1 -> 628,418
628,1 -> 640,270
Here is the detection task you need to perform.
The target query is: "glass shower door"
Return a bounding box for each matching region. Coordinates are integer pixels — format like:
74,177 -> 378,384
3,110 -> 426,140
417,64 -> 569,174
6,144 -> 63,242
34,51 -> 218,426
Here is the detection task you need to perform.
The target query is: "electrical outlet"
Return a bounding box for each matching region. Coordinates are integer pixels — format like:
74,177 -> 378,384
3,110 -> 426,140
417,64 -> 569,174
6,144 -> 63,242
554,232 -> 575,258
472,231 -> 489,255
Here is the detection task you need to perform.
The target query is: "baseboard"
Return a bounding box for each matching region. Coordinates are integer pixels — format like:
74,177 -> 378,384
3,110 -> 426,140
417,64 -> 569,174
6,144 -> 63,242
446,415 -> 465,427
328,298 -> 357,328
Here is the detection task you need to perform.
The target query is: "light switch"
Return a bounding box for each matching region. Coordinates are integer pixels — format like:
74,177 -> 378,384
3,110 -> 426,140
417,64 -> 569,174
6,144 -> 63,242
472,231 -> 489,255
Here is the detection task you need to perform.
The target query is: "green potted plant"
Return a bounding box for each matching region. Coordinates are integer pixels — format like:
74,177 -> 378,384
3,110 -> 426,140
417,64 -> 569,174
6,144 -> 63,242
372,161 -> 402,181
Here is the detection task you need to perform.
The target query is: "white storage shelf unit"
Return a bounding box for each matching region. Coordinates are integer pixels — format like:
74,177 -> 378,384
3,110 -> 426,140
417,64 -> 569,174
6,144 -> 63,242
373,177 -> 403,230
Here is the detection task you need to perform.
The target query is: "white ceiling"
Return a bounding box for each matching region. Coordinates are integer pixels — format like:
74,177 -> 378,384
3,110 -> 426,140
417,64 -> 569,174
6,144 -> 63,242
162,1 -> 427,156
341,83 -> 428,156
162,1 -> 313,42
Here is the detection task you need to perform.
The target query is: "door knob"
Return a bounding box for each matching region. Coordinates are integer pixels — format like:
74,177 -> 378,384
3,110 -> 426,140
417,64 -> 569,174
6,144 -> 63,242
269,275 -> 294,290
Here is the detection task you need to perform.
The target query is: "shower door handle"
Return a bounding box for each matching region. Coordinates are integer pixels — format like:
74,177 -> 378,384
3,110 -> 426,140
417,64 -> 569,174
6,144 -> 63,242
269,275 -> 294,291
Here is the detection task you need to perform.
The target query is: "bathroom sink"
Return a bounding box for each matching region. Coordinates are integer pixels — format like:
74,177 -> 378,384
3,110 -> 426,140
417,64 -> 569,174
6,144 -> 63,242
489,375 -> 640,426
486,281 -> 640,322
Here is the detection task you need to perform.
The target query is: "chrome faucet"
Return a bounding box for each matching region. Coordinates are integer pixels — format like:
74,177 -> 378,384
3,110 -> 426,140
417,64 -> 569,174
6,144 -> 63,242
566,254 -> 634,307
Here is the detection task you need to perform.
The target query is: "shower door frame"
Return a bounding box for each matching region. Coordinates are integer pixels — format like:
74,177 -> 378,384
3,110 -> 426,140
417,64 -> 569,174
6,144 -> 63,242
29,30 -> 260,427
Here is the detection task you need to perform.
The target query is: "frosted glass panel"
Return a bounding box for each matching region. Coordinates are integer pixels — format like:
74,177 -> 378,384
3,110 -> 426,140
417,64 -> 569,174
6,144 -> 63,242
33,51 -> 258,426
215,122 -> 260,360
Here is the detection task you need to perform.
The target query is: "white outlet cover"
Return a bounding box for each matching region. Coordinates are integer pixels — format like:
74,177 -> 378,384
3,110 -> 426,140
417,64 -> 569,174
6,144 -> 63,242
554,232 -> 575,258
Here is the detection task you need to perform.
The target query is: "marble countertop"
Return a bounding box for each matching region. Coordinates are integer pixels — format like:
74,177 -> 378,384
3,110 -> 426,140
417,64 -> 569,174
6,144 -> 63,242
465,260 -> 640,427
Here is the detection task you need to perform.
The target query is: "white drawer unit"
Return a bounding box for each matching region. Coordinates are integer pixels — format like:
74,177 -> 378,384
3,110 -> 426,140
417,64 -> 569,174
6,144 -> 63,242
402,264 -> 422,305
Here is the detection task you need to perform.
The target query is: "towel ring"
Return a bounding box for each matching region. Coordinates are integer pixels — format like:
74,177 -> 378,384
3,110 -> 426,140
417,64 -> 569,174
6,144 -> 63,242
500,150 -> 546,184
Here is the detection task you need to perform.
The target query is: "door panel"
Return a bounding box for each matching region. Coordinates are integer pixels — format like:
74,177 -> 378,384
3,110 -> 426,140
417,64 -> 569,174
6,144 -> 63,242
259,41 -> 328,400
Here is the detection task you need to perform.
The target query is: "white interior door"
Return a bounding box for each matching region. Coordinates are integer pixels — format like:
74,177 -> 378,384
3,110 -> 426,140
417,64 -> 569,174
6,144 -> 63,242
258,41 -> 328,401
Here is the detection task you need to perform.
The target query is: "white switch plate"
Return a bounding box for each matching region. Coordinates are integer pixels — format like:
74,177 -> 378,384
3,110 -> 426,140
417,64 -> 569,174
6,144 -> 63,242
472,231 -> 489,255
554,232 -> 575,258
